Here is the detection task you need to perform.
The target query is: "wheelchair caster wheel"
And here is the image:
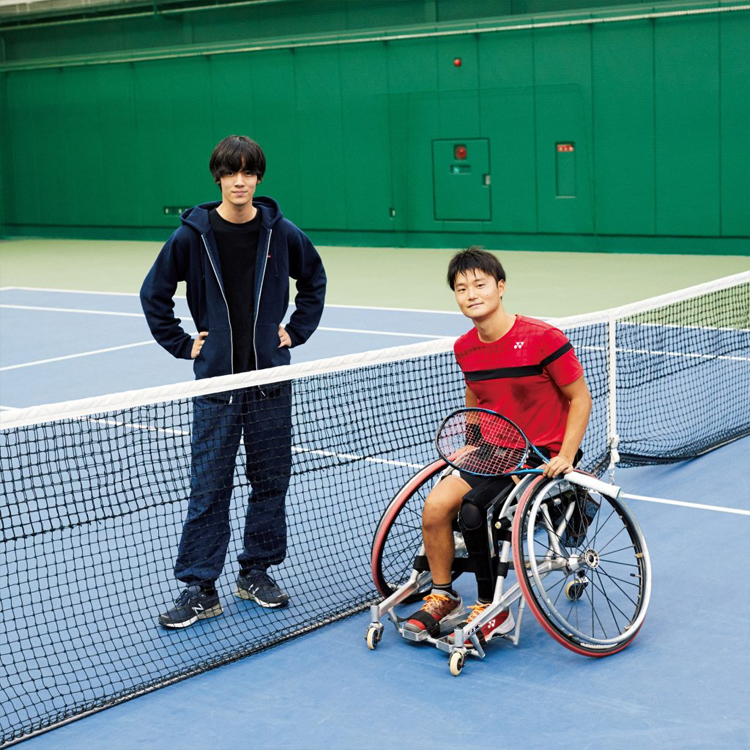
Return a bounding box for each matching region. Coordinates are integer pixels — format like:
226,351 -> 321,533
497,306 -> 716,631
449,651 -> 465,676
366,624 -> 384,650
565,579 -> 588,602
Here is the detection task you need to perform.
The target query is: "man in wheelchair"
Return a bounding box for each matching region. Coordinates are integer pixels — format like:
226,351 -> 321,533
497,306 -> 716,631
404,247 -> 592,646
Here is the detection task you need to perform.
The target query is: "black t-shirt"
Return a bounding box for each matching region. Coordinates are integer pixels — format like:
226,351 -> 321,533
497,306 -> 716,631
209,208 -> 261,373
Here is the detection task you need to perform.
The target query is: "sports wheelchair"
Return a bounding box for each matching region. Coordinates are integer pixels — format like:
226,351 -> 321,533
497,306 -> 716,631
366,459 -> 651,675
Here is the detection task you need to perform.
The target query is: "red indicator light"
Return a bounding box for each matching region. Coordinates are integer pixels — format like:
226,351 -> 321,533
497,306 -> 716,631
453,58 -> 462,67
557,143 -> 575,152
454,145 -> 467,160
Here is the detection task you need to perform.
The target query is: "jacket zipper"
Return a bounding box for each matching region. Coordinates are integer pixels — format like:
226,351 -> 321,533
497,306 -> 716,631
201,234 -> 235,401
253,228 -> 272,372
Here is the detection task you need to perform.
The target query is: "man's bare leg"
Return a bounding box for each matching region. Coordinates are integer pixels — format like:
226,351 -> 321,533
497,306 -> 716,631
403,475 -> 470,634
422,475 -> 470,583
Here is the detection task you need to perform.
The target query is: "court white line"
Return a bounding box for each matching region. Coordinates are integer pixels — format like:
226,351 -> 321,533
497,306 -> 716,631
578,344 -> 750,363
318,326 -> 443,339
1,287 -> 463,315
622,492 -> 750,516
77,418 -> 424,470
1,304 -> 143,317
1,304 -> 445,345
0,340 -> 159,371
324,304 -> 462,315
1,286 -> 140,297
293,446 -> 424,470
86,417 -> 189,437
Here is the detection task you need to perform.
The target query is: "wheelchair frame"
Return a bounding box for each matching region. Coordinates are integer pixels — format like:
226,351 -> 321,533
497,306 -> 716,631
366,460 -> 651,676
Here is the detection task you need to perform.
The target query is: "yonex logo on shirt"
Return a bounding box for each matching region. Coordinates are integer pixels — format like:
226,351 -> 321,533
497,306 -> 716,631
514,341 -> 525,349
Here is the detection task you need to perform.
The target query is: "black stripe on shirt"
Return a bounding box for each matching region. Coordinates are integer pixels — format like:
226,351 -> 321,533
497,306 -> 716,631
464,342 -> 574,382
540,342 -> 573,368
465,364 -> 543,381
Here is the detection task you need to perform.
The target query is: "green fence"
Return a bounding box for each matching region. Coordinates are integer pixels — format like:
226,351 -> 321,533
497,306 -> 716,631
1,1 -> 748,252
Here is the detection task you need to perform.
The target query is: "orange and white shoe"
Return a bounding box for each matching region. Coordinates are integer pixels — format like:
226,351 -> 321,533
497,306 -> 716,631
404,592 -> 463,636
449,601 -> 515,647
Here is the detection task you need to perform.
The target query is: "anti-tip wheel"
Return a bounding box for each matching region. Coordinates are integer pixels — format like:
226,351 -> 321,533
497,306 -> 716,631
366,625 -> 384,650
565,579 -> 588,601
449,651 -> 465,676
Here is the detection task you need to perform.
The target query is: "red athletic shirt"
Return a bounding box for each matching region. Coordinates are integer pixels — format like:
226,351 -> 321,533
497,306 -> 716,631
453,315 -> 584,454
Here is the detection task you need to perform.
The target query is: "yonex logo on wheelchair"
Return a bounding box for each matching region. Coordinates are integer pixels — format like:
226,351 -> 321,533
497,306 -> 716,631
366,408 -> 652,676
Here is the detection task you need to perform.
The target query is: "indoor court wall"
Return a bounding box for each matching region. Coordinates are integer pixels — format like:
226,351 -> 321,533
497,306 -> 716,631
1,1 -> 748,253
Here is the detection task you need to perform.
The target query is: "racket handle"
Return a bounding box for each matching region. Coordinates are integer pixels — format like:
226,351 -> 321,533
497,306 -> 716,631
566,471 -> 621,500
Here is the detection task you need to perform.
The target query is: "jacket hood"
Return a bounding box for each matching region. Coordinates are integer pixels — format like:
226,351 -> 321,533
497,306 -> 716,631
180,196 -> 283,233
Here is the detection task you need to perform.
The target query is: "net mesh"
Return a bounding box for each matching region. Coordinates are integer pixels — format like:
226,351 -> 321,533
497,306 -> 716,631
1,272 -> 748,745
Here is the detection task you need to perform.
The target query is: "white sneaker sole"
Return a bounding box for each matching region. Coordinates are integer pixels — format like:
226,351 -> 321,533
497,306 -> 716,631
159,603 -> 224,629
235,588 -> 288,608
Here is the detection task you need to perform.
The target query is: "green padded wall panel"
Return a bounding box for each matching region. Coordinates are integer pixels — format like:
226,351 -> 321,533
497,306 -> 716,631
720,11 -> 750,237
592,20 -> 655,235
654,15 -> 721,236
534,27 -> 594,234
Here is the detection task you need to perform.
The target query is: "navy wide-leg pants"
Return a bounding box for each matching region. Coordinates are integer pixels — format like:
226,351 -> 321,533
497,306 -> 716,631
174,383 -> 292,585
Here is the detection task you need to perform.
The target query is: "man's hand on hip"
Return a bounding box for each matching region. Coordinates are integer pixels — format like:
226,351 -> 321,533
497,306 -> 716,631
191,331 -> 208,359
278,326 -> 292,348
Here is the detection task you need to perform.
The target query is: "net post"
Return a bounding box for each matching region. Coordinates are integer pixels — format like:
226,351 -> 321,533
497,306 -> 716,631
606,313 -> 620,481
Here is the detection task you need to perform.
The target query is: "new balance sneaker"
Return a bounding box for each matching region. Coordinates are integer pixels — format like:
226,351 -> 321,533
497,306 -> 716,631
159,585 -> 223,629
449,601 -> 515,647
404,592 -> 463,636
235,570 -> 289,608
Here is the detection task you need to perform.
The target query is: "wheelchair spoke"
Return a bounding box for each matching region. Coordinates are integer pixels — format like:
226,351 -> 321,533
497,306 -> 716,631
569,593 -> 579,632
595,524 -> 630,556
589,572 -> 631,625
587,506 -> 616,550
597,570 -> 641,589
542,574 -> 567,596
598,544 -> 638,558
512,476 -> 651,654
597,558 -> 639,569
583,579 -> 610,640
595,568 -> 641,609
552,574 -> 571,608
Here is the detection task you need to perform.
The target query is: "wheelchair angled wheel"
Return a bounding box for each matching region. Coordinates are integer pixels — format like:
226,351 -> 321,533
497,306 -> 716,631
371,459 -> 465,604
511,475 -> 651,657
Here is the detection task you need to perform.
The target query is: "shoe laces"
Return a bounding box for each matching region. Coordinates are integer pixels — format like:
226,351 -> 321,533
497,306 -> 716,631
421,593 -> 458,615
249,570 -> 275,588
175,586 -> 200,606
466,601 -> 490,623
421,592 -> 450,608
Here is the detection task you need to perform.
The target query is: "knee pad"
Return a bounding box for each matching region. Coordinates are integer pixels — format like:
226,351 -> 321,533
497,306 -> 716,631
458,498 -> 485,532
459,481 -> 510,532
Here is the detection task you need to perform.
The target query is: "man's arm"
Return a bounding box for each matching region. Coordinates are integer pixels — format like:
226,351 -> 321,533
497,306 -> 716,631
465,386 -> 477,408
544,375 -> 592,478
283,230 -> 327,347
140,235 -> 195,360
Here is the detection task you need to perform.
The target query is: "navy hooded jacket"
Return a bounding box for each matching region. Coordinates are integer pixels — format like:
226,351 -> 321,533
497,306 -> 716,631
140,197 -> 326,379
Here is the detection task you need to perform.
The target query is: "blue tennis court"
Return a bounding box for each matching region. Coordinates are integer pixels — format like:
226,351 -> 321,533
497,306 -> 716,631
1,284 -> 749,749
0,287 -> 468,406
18,438 -> 749,750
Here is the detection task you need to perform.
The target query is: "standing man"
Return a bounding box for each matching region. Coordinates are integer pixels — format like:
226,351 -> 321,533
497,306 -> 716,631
404,247 -> 591,646
141,135 -> 326,628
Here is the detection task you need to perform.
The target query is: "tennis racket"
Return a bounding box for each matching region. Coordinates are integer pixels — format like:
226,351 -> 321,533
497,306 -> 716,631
435,407 -> 620,499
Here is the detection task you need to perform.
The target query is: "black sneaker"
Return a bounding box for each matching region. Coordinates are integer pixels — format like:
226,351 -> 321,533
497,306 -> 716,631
235,570 -> 289,608
159,585 -> 223,629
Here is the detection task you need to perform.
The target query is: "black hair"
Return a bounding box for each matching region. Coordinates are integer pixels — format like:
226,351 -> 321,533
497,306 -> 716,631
447,246 -> 506,290
209,135 -> 266,184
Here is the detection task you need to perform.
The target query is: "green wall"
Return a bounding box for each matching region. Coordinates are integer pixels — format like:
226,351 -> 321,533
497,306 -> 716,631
1,2 -> 748,253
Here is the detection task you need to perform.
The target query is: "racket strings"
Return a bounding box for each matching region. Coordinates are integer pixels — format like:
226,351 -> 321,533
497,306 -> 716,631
437,411 -> 529,476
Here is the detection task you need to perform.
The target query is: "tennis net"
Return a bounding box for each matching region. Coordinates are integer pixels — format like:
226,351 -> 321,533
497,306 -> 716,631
1,271 -> 748,745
